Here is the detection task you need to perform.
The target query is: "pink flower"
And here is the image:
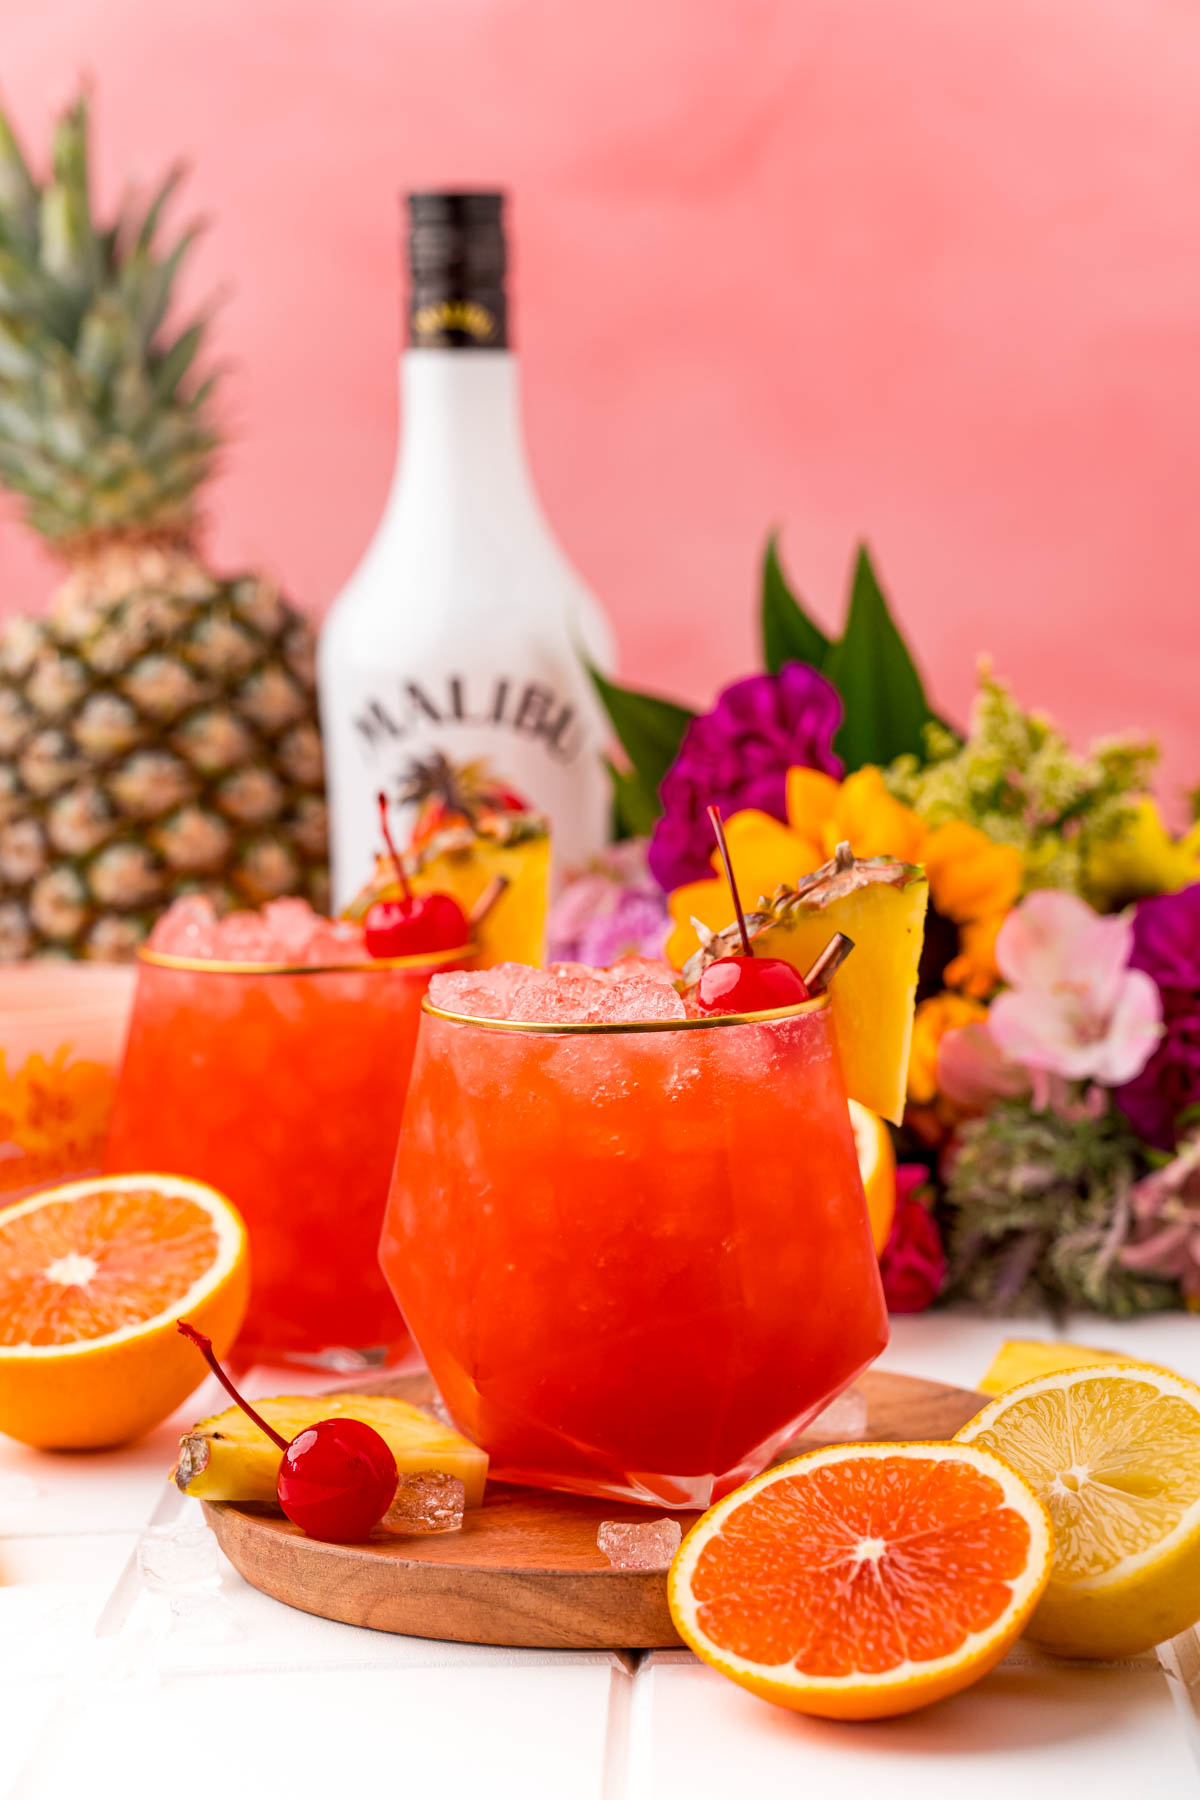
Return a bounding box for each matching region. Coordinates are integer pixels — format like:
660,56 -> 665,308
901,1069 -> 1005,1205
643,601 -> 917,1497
937,1020 -> 1031,1109
879,1166 -> 946,1313
986,891 -> 1162,1086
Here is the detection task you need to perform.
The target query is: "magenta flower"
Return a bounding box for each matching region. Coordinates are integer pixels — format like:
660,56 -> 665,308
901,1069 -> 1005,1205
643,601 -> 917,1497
648,664 -> 843,890
1116,883 -> 1200,1150
986,891 -> 1162,1085
879,1166 -> 946,1313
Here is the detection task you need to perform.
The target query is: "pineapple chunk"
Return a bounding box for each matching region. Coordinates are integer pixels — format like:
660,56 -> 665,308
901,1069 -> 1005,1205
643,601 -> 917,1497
412,834 -> 549,969
978,1339 -> 1128,1397
174,1394 -> 488,1508
684,848 -> 928,1126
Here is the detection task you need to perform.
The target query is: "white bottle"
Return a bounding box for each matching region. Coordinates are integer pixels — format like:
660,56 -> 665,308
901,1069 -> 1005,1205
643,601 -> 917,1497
318,191 -> 615,908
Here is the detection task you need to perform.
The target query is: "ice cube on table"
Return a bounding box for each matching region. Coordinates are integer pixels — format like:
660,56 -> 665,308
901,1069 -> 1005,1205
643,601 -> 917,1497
137,1521 -> 222,1594
804,1385 -> 869,1445
384,1471 -> 467,1535
597,1518 -> 683,1570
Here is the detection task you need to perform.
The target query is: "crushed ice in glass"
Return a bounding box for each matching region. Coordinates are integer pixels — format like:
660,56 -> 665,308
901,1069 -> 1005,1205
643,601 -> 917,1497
384,1471 -> 466,1535
804,1385 -> 869,1445
430,957 -> 685,1025
597,1518 -> 683,1570
150,896 -> 366,966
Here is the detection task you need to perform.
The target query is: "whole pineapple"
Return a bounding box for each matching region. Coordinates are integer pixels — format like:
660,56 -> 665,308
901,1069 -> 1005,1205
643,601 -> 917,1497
0,95 -> 327,961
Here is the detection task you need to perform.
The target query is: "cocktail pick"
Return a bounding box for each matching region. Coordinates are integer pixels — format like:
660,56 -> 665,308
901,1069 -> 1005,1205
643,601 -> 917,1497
694,806 -> 813,1015
801,932 -> 855,996
363,792 -> 470,957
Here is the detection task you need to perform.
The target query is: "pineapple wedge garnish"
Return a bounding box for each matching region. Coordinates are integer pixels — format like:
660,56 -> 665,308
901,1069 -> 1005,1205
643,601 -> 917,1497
683,844 -> 928,1126
411,833 -> 550,969
343,753 -> 550,967
174,1394 -> 488,1508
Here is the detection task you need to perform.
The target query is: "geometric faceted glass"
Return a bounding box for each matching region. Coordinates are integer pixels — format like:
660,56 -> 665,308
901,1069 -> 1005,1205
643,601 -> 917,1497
381,994 -> 888,1506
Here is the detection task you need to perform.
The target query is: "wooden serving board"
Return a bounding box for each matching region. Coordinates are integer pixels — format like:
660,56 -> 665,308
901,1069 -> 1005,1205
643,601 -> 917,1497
202,1367 -> 983,1651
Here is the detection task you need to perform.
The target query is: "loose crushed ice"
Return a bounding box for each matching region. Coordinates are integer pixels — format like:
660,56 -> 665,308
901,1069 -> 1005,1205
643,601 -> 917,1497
150,896 -> 366,967
429,958 -> 685,1025
384,1471 -> 467,1535
137,1521 -> 223,1594
597,1518 -> 683,1570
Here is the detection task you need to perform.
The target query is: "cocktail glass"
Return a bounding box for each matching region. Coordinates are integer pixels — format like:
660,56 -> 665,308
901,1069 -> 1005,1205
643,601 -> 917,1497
380,991 -> 888,1506
105,941 -> 467,1366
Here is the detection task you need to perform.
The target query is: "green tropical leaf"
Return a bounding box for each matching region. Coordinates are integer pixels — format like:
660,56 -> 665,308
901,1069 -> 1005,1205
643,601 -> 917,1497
606,757 -> 660,839
823,545 -> 937,770
587,662 -> 694,801
760,533 -> 830,673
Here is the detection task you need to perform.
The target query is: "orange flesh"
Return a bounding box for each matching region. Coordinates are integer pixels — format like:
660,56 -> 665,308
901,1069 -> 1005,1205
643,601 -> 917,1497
692,1457 -> 1032,1676
0,1188 -> 221,1347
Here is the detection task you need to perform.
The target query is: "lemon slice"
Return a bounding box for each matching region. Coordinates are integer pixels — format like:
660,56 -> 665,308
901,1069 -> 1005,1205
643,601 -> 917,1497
848,1100 -> 895,1253
959,1364 -> 1200,1658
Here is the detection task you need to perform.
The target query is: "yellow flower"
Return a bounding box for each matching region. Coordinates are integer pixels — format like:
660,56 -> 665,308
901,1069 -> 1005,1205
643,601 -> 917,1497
944,913 -> 1007,998
921,821 -> 1022,924
0,1047 -> 116,1195
907,993 -> 988,1105
1084,799 -> 1200,909
666,762 -> 1021,998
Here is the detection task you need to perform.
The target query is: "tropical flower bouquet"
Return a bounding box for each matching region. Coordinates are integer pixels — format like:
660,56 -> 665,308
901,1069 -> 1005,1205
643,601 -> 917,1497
555,541 -> 1200,1318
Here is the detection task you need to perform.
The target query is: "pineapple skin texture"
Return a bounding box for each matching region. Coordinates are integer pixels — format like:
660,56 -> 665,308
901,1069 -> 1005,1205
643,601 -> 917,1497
176,1393 -> 489,1508
755,875 -> 928,1126
0,548 -> 329,960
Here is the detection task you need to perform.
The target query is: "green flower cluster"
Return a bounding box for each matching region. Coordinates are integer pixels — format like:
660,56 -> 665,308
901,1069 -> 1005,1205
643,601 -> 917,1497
941,1098 -> 1176,1318
885,667 -> 1157,896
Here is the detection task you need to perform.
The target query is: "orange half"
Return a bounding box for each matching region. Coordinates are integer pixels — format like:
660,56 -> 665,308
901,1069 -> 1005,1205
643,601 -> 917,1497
0,1173 -> 249,1448
668,1441 -> 1053,1720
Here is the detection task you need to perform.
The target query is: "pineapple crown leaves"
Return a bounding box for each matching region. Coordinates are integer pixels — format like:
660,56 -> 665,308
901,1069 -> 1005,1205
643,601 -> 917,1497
0,90 -> 219,545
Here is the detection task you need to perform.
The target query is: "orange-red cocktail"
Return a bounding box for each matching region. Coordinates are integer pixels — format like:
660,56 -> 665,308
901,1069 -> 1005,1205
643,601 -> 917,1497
381,967 -> 888,1506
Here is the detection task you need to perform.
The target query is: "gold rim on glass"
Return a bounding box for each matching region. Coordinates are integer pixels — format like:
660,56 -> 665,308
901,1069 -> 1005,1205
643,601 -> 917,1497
420,991 -> 829,1035
139,941 -> 474,977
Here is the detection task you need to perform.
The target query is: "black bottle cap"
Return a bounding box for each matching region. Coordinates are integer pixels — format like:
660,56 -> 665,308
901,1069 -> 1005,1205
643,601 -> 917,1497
406,191 -> 508,349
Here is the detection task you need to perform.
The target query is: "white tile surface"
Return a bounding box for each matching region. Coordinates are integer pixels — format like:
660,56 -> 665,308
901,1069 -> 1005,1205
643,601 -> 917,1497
0,1530 -> 135,1587
10,1663 -> 627,1800
1063,1313 -> 1200,1383
631,1653 -> 1197,1798
879,1312 -> 1053,1390
5,1317 -> 1200,1800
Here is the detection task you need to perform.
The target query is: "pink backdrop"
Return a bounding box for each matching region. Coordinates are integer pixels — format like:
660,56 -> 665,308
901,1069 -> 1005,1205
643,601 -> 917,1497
2,0 -> 1198,804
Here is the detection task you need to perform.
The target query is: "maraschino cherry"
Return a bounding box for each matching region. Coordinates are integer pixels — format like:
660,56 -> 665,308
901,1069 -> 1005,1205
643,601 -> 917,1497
363,792 -> 469,958
695,804 -> 811,1016
178,1322 -> 397,1543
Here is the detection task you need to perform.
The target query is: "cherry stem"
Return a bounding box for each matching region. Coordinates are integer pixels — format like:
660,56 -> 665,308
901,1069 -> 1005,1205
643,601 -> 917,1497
177,1321 -> 290,1453
707,804 -> 753,957
376,791 -> 412,903
469,873 -> 510,926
